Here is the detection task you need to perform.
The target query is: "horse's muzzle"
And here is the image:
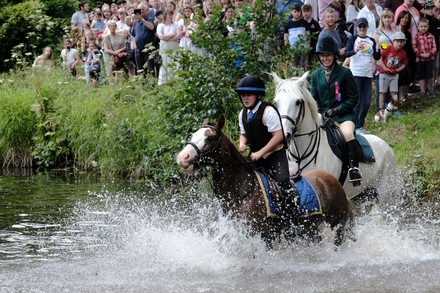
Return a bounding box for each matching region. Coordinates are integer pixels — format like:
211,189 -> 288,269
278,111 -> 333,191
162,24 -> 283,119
176,151 -> 196,173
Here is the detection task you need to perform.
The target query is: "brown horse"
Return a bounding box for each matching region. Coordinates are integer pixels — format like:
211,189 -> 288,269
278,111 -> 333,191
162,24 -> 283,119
176,115 -> 354,247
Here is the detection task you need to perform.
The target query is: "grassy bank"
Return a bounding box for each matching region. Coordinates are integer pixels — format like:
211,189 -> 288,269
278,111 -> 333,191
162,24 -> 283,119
366,92 -> 440,198
0,69 -> 439,197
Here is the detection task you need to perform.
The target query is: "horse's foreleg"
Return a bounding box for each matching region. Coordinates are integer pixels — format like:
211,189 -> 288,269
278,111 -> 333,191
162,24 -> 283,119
260,216 -> 282,250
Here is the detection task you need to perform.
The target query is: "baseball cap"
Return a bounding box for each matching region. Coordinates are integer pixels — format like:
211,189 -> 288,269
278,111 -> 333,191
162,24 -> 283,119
393,31 -> 407,41
356,18 -> 368,27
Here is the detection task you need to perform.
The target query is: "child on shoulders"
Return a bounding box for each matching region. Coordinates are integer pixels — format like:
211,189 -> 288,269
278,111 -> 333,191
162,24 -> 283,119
92,12 -> 106,39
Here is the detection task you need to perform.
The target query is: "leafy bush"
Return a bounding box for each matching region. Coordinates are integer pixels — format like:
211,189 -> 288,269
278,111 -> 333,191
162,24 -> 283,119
0,1 -> 66,72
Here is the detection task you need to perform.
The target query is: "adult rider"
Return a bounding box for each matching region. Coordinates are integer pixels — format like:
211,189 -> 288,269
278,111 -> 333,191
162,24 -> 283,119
310,35 -> 362,186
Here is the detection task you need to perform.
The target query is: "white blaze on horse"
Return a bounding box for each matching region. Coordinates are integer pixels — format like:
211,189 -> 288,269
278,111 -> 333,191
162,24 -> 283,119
272,72 -> 399,202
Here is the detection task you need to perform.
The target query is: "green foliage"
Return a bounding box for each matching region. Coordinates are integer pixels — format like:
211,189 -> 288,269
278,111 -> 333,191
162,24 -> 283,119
1,0 -> 438,199
367,93 -> 440,198
0,68 -> 183,181
171,1 -> 306,141
0,72 -> 36,167
0,0 -> 67,72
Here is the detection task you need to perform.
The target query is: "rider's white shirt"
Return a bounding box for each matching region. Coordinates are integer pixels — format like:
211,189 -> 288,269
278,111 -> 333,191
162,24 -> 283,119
239,101 -> 282,134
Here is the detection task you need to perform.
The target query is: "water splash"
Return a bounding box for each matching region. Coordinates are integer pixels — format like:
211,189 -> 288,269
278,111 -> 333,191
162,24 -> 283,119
1,185 -> 440,292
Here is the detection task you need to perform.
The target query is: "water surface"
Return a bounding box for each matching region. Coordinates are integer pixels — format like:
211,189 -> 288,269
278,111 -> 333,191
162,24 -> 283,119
1,170 -> 439,292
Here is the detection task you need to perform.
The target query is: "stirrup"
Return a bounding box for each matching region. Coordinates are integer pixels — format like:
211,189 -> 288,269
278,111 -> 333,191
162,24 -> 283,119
348,167 -> 362,186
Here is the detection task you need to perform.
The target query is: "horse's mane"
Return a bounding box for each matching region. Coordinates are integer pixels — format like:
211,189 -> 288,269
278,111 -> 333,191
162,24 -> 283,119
271,72 -> 322,125
206,120 -> 252,165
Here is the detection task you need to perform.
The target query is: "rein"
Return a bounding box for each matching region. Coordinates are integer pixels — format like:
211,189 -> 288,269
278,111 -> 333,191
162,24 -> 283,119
281,99 -> 321,174
281,99 -> 305,135
288,123 -> 321,172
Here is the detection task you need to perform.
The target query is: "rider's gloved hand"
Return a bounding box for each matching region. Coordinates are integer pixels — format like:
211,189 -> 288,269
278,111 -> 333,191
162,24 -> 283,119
325,108 -> 338,118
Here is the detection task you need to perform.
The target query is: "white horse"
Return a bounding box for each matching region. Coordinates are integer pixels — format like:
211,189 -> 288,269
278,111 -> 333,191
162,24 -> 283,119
273,72 -> 399,202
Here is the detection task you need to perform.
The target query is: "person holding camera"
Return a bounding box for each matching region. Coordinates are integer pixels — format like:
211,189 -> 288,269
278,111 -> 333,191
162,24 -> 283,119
132,3 -> 156,75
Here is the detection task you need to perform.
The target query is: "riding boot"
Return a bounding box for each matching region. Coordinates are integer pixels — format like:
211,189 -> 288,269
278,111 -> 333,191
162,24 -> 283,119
278,182 -> 300,237
347,140 -> 362,186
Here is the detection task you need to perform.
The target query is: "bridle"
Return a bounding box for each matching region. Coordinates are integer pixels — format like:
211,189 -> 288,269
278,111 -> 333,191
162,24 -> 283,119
185,125 -> 254,168
281,99 -> 321,174
185,125 -> 222,167
281,99 -> 305,137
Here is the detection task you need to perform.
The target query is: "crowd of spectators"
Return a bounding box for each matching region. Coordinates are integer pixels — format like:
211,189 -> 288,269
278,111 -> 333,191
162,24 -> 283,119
278,0 -> 440,134
32,0 -> 439,127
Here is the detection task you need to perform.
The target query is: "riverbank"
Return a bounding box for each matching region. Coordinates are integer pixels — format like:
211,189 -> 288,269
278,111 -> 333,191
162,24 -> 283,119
0,68 -> 439,198
366,90 -> 440,198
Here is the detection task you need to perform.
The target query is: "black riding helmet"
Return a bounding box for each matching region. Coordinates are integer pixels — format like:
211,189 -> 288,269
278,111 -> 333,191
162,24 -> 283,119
315,35 -> 340,56
236,75 -> 266,97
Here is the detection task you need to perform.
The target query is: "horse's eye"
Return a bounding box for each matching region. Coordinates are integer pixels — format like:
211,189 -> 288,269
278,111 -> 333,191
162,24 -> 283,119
296,100 -> 302,106
207,135 -> 214,142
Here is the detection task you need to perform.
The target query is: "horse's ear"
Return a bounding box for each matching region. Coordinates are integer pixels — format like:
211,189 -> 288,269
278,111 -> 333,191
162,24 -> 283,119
202,118 -> 210,126
217,115 -> 225,131
297,71 -> 309,87
270,72 -> 283,86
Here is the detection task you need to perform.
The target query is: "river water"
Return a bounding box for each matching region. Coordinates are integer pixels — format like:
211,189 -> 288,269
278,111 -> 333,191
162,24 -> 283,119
1,170 -> 440,293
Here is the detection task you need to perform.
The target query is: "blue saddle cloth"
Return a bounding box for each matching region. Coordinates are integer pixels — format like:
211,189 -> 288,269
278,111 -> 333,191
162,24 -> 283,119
255,171 -> 321,217
255,171 -> 279,217
294,176 -> 322,217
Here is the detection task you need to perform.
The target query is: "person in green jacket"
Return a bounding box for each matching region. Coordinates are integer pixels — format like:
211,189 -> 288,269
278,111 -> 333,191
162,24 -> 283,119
310,35 -> 362,186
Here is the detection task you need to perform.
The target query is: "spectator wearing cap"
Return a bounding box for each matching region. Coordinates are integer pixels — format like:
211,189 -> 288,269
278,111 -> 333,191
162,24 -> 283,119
375,31 -> 408,122
117,0 -> 127,9
345,17 -> 380,134
357,0 -> 383,38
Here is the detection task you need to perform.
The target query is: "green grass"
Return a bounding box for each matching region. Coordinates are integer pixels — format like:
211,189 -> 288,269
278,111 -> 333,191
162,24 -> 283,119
366,91 -> 440,198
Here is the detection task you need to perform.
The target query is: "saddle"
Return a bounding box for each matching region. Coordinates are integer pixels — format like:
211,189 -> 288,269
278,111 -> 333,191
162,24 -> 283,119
323,119 -> 375,185
323,120 -> 375,163
254,171 -> 322,218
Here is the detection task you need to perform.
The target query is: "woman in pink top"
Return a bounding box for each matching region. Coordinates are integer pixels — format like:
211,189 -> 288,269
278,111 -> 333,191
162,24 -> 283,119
394,0 -> 420,39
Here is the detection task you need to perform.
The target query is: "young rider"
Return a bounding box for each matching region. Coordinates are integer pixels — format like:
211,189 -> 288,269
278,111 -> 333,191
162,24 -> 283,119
237,75 -> 298,227
310,35 -> 362,186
